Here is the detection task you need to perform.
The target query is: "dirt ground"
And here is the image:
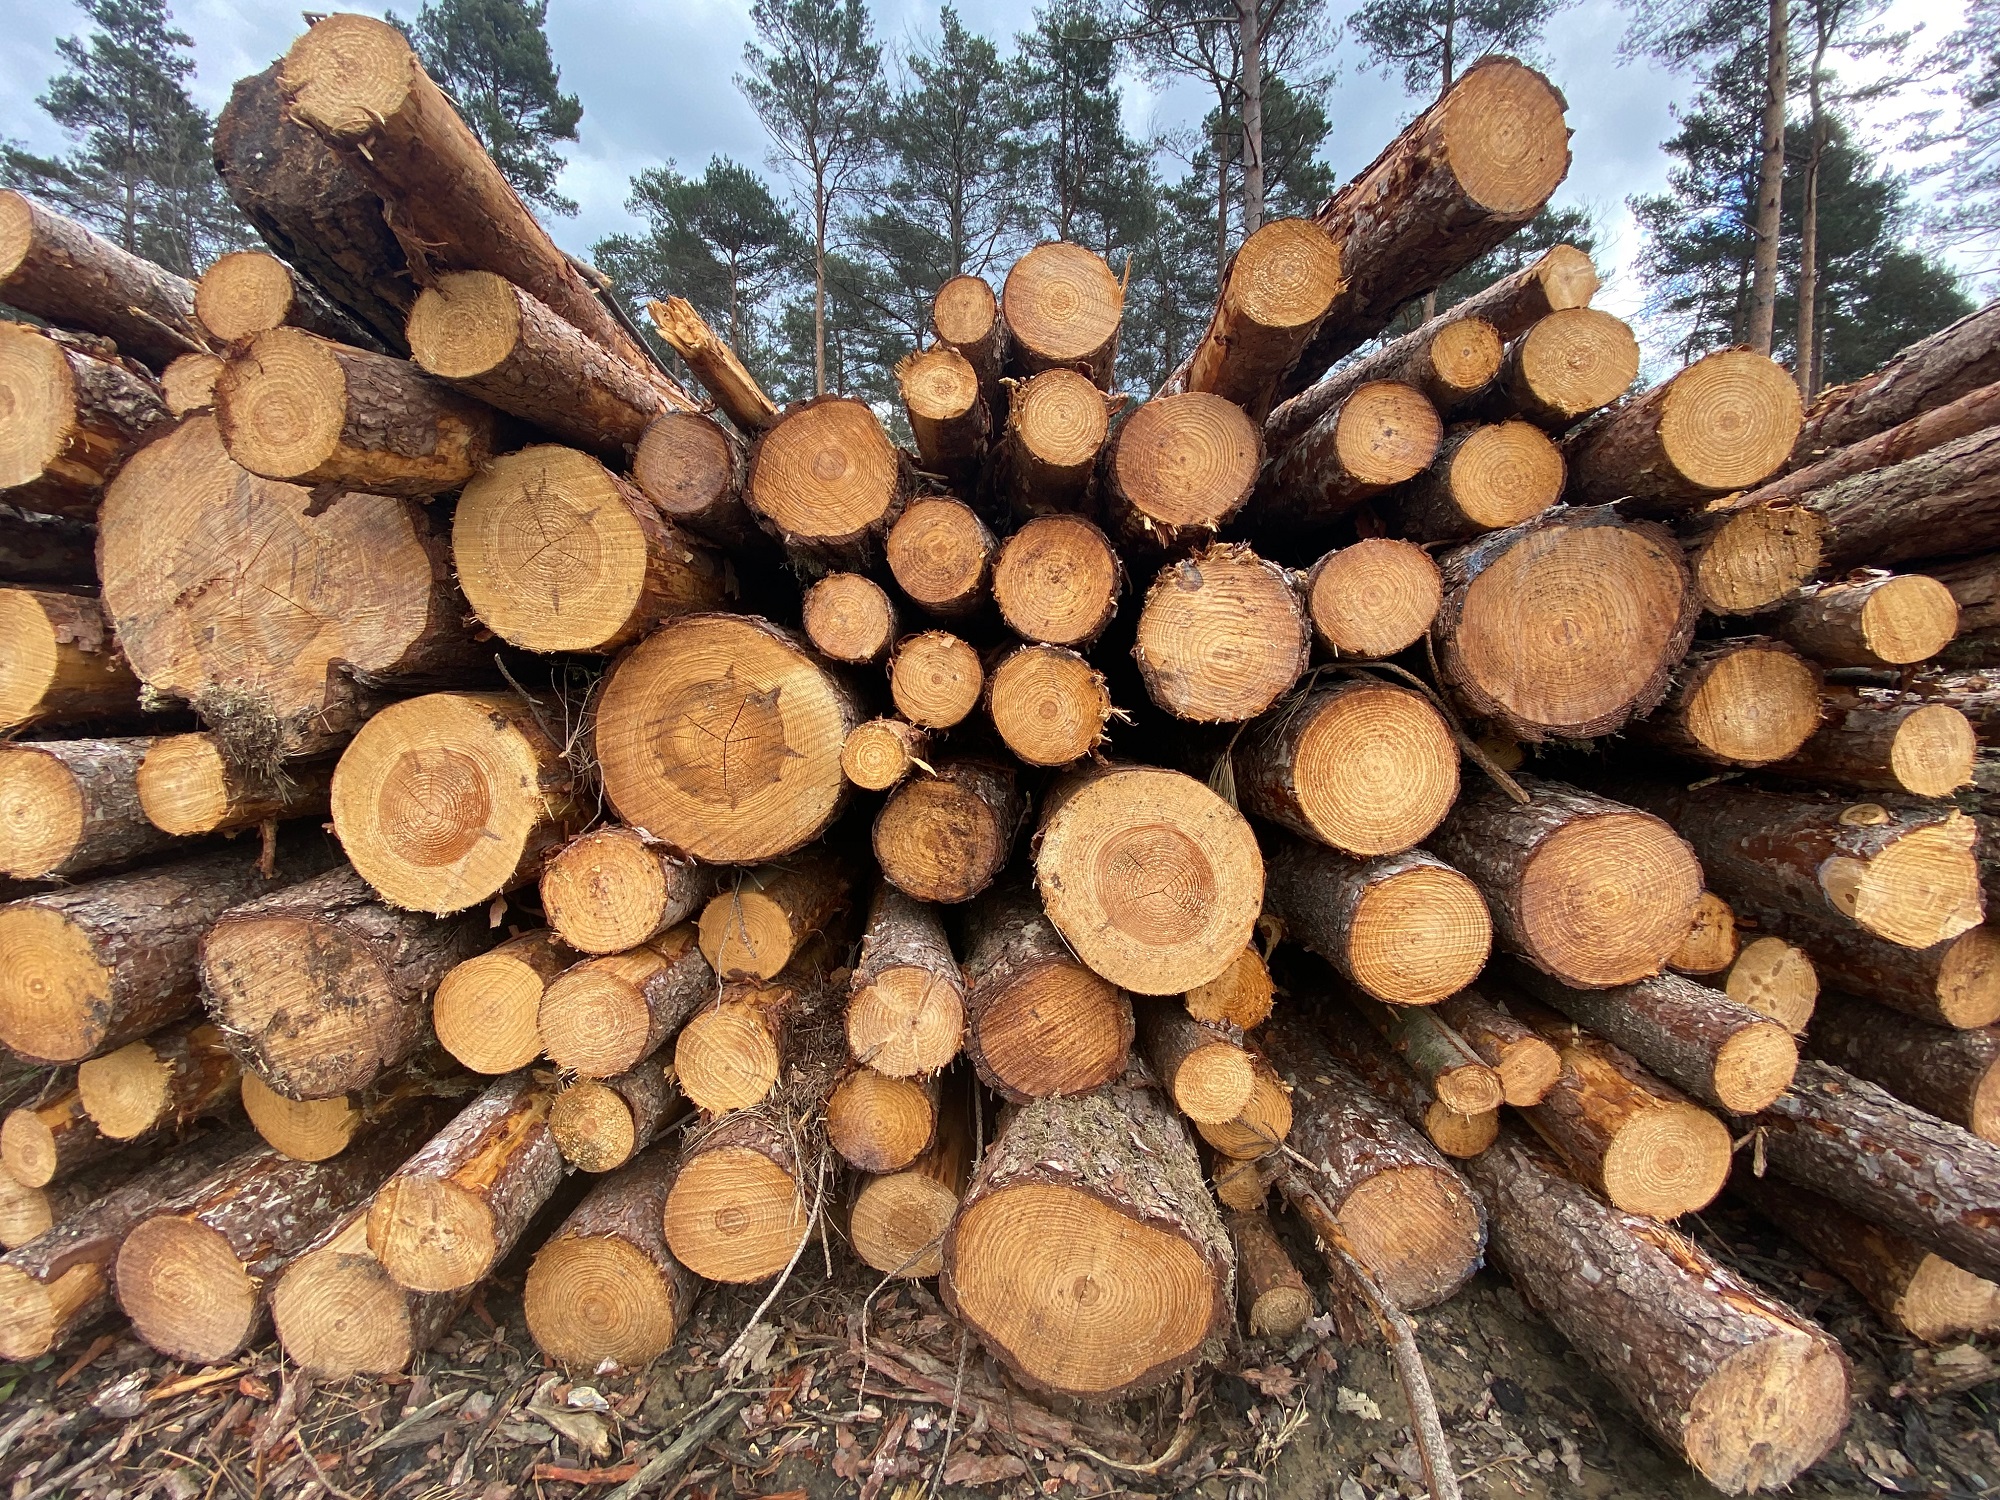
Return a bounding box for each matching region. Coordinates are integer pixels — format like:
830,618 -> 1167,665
0,1189 -> 1994,1500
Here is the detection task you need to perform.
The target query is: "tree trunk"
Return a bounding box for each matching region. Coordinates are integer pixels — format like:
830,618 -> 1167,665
1264,1014 -> 1486,1310
1748,0 -> 1788,355
940,1068 -> 1234,1401
961,882 -> 1133,1102
1466,1129 -> 1850,1494
0,191 -> 206,370
1317,1001 -> 1499,1159
1427,777 -> 1702,988
523,1149 -> 699,1370
1140,1007 -> 1255,1124
1770,687 -> 1975,797
645,295 -> 775,434
1185,945 -> 1276,1030
1771,573 -> 1959,667
986,645 -> 1111,767
1174,220 -> 1342,421
630,409 -> 761,551
846,884 -> 965,1079
697,848 -> 852,979
1626,636 -> 1823,768
216,328 -> 507,497
1264,835 -> 1492,1004
674,940 -> 841,1114
135,733 -> 335,837
1722,933 -> 1820,1034
850,1076 -> 972,1280
1302,539 -> 1442,657
1793,302 -> 2000,464
0,841 -> 335,1065
885,496 -> 996,619
1803,426 -> 2000,574
1389,420 -> 1566,542
0,1085 -> 117,1189
1263,312 -> 1501,452
0,506 -> 94,587
0,738 -> 179,881
548,1067 -> 680,1174
744,396 -> 907,569
840,718 -> 931,793
539,827 -> 714,958
1797,86 -> 1825,400
896,348 -> 989,491
991,514 -> 1123,648
1433,505 -> 1698,741
0,324 -> 173,520
1443,244 -> 1598,340
802,573 -> 899,665
76,1018 -> 241,1141
539,924 -> 713,1080
1102,393 -> 1262,555
827,1067 -> 939,1172
1133,543 -> 1309,723
432,929 -> 575,1075
201,864 -> 492,1099
1252,381 -> 1443,531
195,248 -> 381,350
1669,890 -> 1740,976
1000,369 -> 1109,517
270,1207 -> 469,1376
593,614 -> 864,863
932,274 -> 1009,424
1000,242 -> 1123,389
1436,990 -> 1560,1106
1804,989 -> 2000,1143
889,630 -> 985,730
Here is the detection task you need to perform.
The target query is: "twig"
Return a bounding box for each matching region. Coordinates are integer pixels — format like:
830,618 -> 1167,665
717,1145 -> 830,1378
291,1426 -> 363,1500
22,1435 -> 121,1500
602,1391 -> 749,1500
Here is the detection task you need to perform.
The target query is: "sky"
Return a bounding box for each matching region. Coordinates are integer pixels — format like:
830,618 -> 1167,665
0,0 -> 1972,346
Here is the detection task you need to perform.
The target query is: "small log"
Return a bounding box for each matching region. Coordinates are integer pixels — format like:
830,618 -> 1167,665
593,614 -> 864,863
644,296 -> 776,434
962,882 -> 1134,1102
1037,763 -> 1264,995
1670,891 -> 1740,976
1436,990 -> 1560,1106
847,884 -> 965,1078
1001,242 -> 1123,387
1264,836 -> 1491,1004
1770,688 -> 1976,797
1197,1048 -> 1296,1160
1270,315 -> 1500,439
1805,989 -> 2000,1143
1389,419 -> 1565,542
1773,573 -> 1959,668
432,929 -> 574,1074
115,1105 -> 446,1362
1504,994 -> 1733,1217
541,827 -> 714,957
1427,776 -> 1701,988
1254,380 -> 1443,530
1679,496 -> 1830,617
940,1068 -> 1233,1400
1722,933 -> 1819,1033
1133,544 -> 1310,723
0,1171 -> 88,1253
1176,217 -> 1344,420
1735,1172 -> 2000,1344
827,1067 -> 938,1173
630,409 -> 758,550
1446,245 -> 1599,340
1793,300 -> 2000,462
0,323 -> 172,519
1302,538 -> 1441,658
238,1062 -> 464,1163
539,924 -> 712,1080
0,1085 -> 116,1189
1230,1208 -> 1315,1339
889,629 -> 984,729
1101,393 -> 1263,553
1318,1001 -> 1499,1158
698,849 -> 851,979
1501,959 -> 1797,1115
673,941 -> 839,1114
1433,504 -> 1698,741
744,396 -> 906,567
0,506 -> 94,586
136,733 -> 334,837
201,865 -> 491,1099
215,328 -> 505,496
524,1149 -> 700,1369
1476,308 -> 1638,428
991,513 -> 1122,647
1263,1015 -> 1486,1310
885,495 -> 995,618
0,191 -> 205,368
802,572 -> 899,665
1185,945 -> 1275,1030
161,352 -> 220,415
1738,899 -> 1988,1028
933,273 -> 1007,415
1237,679 -> 1459,856
548,1067 -> 679,1173
1627,637 -> 1823,768
896,347 -> 988,487
874,757 -> 1022,905
1348,992 -> 1504,1114
1213,1155 -> 1271,1210
0,737 -> 179,881
1466,1129 -> 1850,1494
986,645 -> 1110,767
851,1074 -> 972,1279
77,1018 -> 241,1140
271,1208 -> 467,1377
196,248 -> 378,348
0,842 -> 332,1065
1001,368 -> 1108,515
841,718 -> 930,793
1140,1006 -> 1255,1124
368,1072 -> 565,1292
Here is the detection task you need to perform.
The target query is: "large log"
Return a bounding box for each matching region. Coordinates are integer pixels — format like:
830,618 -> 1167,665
991,513 -> 1123,647
1132,544 -> 1310,723
431,929 -> 573,1074
850,1077 -> 972,1280
961,883 -> 1133,1102
1445,243 -> 1598,340
0,587 -> 139,737
940,1069 -> 1233,1400
1427,777 -> 1702,988
999,368 -> 1109,515
270,1207 -> 468,1376
1263,1014 -> 1486,1310
1434,504 -> 1697,740
1627,637 -> 1823,768
0,738 -> 179,881
1102,393 -> 1262,554
630,409 -> 759,550
1436,990 -> 1560,1106
98,415 -> 487,758
1475,308 -> 1638,428
1253,380 -> 1443,530
1236,678 -> 1459,856
592,614 -> 863,863
802,572 -> 899,665
540,826 -> 714,957
1264,836 -> 1492,1004
1807,425 -> 2000,574
1792,299 -> 2000,463
1001,242 -> 1123,387
196,247 -> 379,349
0,506 -> 94,586
76,1018 -> 240,1142
1805,989 -> 2000,1143
885,495 -> 995,619
368,1072 -> 565,1293
538,924 -> 712,1080
136,733 -> 336,837
1466,1130 -> 1850,1495
895,347 -> 988,489
1769,687 -> 1976,797
1317,1000 -> 1499,1158
697,848 -> 851,979
986,645 -> 1112,767
0,323 -> 172,519
201,865 -> 491,1099
1174,218 -> 1344,420
744,397 -> 906,567
846,884 -> 965,1078
0,191 -> 206,369
1036,763 -> 1263,995
1389,419 -> 1565,542
1302,539 -> 1442,657
1771,573 -> 1959,667
523,1149 -> 699,1369
0,842 -> 331,1065
673,941 -> 839,1113
873,756 -> 1023,904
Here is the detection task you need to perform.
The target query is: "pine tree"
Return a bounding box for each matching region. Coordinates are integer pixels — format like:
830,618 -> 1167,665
395,0 -> 583,216
1349,0 -> 1574,97
2,0 -> 247,275
1914,0 -> 2000,279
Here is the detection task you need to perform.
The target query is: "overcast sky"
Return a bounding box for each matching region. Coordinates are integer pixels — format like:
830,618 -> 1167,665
0,0 -> 1968,344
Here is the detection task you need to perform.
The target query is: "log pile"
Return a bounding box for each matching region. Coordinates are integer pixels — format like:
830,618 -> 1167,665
5,20 -> 2000,1496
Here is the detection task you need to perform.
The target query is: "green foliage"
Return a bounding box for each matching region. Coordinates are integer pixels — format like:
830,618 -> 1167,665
1,0 -> 248,275
1349,0 -> 1577,97
1121,169 -> 1223,393
396,0 -> 583,216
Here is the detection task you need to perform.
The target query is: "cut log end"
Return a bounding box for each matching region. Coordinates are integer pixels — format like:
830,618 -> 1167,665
848,968 -> 964,1078
1936,926 -> 2000,1028
239,1072 -> 358,1162
1185,946 -> 1276,1029
1596,1099 -> 1733,1219
1306,539 -> 1441,658
271,1242 -> 425,1378
1439,58 -> 1572,213
1002,243 -> 1122,378
827,1069 -> 935,1172
548,1079 -> 643,1174
1725,936 -> 1819,1033
992,514 -> 1121,647
747,398 -> 901,551
1224,218 -> 1344,334
0,905 -> 110,1063
0,588 -> 136,733
194,250 -> 301,343
281,13 -> 420,137
1197,1058 -> 1295,1160
0,1263 -> 105,1360
890,631 -> 984,730
662,1145 -> 806,1283
1511,309 -> 1638,423
1659,348 -> 1805,494
1109,393 -> 1261,544
1426,1105 -> 1501,1157
1262,682 -> 1460,856
1712,1021 -> 1801,1115
0,1111 -> 62,1190
211,327 -> 348,481
1685,1333 -> 1851,1494
403,269 -> 519,379
524,1230 -> 681,1368
933,274 -> 998,349
1437,421 -> 1566,532
116,1216 -> 258,1364
541,830 -> 703,956
541,959 -> 674,1080
1163,1035 -> 1256,1124
1899,1254 -> 2000,1343
1692,503 -> 1828,616
1348,864 -> 1493,1005
886,496 -> 992,616
0,326 -> 91,505
852,1169 -> 959,1280
631,411 -> 743,537
1135,545 -> 1309,723
1009,368 -> 1108,477
1333,381 -> 1444,489
162,353 -> 222,416
0,744 -> 90,880
1520,811 -> 1703,988
802,573 -> 897,665
973,961 -> 1133,1100
1337,1164 -> 1489,1311
132,735 -> 236,836
1864,576 -> 1960,664
841,719 -> 927,793
874,761 -> 1018,904
988,646 -> 1110,767
433,933 -> 567,1074
370,1177 -> 497,1294
674,1001 -> 783,1114
1889,705 -> 1977,796
1675,642 -> 1824,766
1671,892 -> 1740,975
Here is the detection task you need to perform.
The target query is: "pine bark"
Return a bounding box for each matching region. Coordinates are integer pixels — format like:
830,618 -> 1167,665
77,1017 -> 241,1141
0,324 -> 172,519
0,737 -> 180,881
0,506 -> 94,586
1771,573 -> 1959,668
0,191 -> 206,369
1804,989 -> 2000,1143
1442,243 -> 1599,340
1807,425 -> 2000,573
1793,300 -> 2000,463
